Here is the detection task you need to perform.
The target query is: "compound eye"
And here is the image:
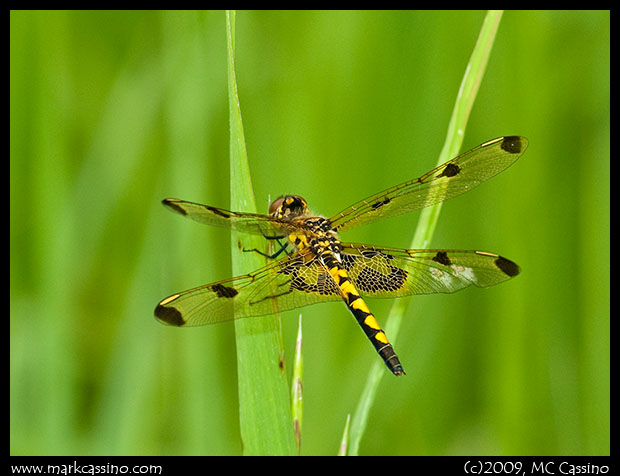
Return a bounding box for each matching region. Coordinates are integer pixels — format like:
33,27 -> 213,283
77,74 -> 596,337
269,196 -> 286,216
282,196 -> 307,217
268,195 -> 308,219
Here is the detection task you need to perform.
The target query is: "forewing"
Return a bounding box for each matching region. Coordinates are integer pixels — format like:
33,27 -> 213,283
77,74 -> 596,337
162,198 -> 290,237
330,136 -> 527,232
155,249 -> 343,326
341,243 -> 520,298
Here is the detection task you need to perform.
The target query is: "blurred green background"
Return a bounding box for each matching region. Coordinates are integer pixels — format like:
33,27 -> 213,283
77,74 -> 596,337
10,10 -> 609,456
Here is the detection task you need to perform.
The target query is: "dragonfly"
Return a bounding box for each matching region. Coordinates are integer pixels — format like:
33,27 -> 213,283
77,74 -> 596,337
155,136 -> 527,376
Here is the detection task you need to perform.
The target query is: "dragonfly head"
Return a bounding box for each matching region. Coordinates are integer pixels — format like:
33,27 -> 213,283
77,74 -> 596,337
269,195 -> 308,221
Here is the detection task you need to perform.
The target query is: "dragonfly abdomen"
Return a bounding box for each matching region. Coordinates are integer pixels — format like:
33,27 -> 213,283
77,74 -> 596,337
326,258 -> 404,376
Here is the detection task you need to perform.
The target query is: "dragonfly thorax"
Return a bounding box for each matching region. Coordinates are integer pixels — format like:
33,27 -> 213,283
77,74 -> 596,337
285,215 -> 341,257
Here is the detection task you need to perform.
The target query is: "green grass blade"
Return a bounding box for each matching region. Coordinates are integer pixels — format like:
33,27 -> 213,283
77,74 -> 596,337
347,10 -> 504,456
226,10 -> 297,456
338,414 -> 352,456
291,314 -> 304,453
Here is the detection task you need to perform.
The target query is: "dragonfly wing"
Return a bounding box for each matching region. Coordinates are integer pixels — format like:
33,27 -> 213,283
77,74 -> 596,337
330,136 -> 527,233
155,249 -> 343,326
340,243 -> 520,298
162,198 -> 288,237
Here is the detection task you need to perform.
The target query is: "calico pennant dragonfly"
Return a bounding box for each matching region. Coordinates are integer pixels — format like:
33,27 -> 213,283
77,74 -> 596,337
155,136 -> 527,376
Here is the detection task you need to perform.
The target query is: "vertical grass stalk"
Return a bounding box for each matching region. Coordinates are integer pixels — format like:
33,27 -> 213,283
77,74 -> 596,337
347,10 -> 504,455
226,10 -> 297,456
291,315 -> 304,452
338,414 -> 352,456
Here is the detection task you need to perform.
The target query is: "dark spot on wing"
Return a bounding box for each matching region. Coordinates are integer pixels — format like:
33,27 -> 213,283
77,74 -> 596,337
206,206 -> 231,219
163,199 -> 188,216
494,256 -> 521,277
500,136 -> 523,154
371,197 -> 391,210
432,251 -> 452,266
154,304 -> 186,326
341,253 -> 408,293
212,283 -> 239,298
439,163 -> 461,178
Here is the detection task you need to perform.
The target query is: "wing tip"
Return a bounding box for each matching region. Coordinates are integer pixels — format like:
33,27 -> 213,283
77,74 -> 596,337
494,255 -> 521,278
161,198 -> 187,216
500,136 -> 528,155
154,302 -> 187,326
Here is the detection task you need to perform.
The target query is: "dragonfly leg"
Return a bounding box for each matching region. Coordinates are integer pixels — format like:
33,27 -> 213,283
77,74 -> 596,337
243,236 -> 294,259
